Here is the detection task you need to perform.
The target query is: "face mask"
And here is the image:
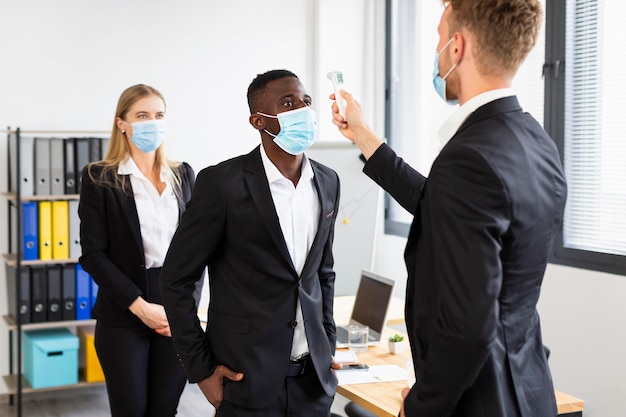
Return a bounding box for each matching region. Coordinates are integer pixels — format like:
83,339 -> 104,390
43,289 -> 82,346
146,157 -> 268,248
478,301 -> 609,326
433,37 -> 459,105
125,119 -> 166,153
257,106 -> 318,155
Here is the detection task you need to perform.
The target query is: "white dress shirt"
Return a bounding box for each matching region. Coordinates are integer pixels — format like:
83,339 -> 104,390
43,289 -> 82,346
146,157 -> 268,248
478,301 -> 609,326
438,88 -> 516,148
260,144 -> 320,360
118,157 -> 179,269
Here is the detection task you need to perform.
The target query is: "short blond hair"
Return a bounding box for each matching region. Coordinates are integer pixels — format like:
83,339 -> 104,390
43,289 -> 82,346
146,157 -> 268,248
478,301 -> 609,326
443,0 -> 542,77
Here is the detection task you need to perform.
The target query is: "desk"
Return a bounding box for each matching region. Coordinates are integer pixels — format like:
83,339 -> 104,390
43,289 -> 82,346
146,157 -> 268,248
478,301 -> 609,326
335,326 -> 584,416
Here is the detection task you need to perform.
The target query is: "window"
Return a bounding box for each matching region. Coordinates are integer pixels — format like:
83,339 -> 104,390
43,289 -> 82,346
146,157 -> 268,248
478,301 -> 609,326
385,0 -> 625,275
384,0 -> 455,235
546,0 -> 626,274
384,0 -> 545,232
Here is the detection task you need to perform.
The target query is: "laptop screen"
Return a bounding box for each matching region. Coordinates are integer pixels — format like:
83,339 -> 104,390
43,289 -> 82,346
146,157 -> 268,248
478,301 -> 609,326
350,270 -> 395,336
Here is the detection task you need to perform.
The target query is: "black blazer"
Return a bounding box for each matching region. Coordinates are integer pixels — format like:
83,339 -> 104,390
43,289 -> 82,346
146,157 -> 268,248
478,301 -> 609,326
364,97 -> 567,417
78,161 -> 198,327
160,146 -> 340,409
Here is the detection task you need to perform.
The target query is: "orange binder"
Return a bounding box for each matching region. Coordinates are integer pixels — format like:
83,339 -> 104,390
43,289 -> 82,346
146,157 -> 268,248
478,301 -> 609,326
78,327 -> 105,383
38,201 -> 52,260
51,200 -> 69,260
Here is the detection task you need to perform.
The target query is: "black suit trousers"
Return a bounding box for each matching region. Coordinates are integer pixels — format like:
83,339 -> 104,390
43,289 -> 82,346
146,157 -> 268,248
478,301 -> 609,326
94,269 -> 186,417
216,364 -> 333,417
95,322 -> 187,417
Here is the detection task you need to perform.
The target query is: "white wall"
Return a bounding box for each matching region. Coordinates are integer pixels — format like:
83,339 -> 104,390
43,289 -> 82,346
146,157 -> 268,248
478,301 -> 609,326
0,0 -> 385,396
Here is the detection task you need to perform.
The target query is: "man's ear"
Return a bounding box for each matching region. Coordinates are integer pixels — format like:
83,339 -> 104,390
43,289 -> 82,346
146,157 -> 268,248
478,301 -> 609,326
249,114 -> 265,131
452,32 -> 465,61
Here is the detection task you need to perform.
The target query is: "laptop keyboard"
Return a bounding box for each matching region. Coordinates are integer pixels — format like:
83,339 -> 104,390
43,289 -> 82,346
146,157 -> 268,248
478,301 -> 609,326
336,326 -> 349,343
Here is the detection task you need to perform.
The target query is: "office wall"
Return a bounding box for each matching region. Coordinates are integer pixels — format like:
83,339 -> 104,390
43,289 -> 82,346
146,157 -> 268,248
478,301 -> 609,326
0,0 -> 386,395
373,234 -> 626,417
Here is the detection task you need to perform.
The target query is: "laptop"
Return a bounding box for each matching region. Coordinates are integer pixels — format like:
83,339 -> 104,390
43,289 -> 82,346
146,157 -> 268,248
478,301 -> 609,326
336,270 -> 395,348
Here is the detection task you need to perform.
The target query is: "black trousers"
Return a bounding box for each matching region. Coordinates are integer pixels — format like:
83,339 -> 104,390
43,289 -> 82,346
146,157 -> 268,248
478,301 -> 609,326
216,363 -> 334,417
94,268 -> 187,417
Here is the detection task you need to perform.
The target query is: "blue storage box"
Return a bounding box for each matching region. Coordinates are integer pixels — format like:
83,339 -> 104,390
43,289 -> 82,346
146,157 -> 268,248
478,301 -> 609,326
23,328 -> 79,388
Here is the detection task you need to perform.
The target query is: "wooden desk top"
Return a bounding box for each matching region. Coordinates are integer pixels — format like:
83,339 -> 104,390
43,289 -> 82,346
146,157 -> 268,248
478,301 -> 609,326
336,327 -> 584,417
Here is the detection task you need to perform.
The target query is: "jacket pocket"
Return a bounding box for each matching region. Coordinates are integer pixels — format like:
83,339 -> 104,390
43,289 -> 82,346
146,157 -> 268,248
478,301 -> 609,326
209,310 -> 252,335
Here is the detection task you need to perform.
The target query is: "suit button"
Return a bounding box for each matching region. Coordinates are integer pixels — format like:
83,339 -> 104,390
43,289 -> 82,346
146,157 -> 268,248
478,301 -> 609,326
290,320 -> 298,328
297,279 -> 302,288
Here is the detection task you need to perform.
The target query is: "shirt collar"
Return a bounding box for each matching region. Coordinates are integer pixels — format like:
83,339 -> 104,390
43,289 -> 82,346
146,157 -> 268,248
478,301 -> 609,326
259,144 -> 314,184
117,156 -> 169,182
438,88 -> 515,148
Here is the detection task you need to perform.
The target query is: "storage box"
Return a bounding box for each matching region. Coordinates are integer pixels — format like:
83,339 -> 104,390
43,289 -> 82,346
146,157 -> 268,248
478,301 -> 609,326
78,326 -> 105,383
23,328 -> 79,388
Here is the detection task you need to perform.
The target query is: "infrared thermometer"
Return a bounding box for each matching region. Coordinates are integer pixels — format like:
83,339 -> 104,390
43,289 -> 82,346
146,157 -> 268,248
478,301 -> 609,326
327,71 -> 347,118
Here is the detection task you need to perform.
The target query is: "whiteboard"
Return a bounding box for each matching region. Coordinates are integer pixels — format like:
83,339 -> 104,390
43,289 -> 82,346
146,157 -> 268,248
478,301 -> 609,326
308,141 -> 381,295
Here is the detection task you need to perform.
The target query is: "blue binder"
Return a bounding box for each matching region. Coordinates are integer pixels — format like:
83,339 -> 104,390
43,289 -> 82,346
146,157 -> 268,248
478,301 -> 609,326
75,263 -> 92,320
22,202 -> 39,261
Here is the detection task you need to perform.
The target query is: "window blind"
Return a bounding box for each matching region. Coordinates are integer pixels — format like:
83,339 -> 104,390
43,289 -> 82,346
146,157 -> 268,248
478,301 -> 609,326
563,0 -> 626,256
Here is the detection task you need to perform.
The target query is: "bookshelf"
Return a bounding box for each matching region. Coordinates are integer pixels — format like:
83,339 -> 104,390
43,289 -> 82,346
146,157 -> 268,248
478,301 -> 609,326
2,128 -> 107,416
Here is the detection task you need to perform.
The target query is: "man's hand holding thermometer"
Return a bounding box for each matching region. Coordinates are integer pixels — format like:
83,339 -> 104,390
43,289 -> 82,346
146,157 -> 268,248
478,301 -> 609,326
328,71 -> 384,160
327,71 -> 347,118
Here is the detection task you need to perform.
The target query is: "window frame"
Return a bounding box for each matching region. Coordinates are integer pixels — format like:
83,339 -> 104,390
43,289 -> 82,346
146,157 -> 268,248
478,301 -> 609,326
545,0 -> 626,275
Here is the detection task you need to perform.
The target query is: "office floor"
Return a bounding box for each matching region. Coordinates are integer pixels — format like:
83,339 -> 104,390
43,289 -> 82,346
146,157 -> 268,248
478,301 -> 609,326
0,383 -> 350,417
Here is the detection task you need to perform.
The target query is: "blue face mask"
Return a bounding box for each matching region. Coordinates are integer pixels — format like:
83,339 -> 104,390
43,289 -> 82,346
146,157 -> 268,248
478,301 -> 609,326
433,37 -> 459,105
257,106 -> 318,155
126,119 -> 166,153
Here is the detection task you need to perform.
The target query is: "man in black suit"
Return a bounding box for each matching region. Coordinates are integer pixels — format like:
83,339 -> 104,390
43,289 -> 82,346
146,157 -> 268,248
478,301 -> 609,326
331,1 -> 567,416
160,69 -> 342,416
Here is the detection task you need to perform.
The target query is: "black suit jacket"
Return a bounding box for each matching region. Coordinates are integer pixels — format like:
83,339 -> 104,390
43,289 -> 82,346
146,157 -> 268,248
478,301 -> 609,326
78,161 -> 198,326
364,97 -> 567,417
160,146 -> 340,409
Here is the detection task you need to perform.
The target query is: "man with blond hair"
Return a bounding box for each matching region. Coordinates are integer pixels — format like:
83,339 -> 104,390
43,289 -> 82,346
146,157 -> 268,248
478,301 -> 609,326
331,1 -> 567,416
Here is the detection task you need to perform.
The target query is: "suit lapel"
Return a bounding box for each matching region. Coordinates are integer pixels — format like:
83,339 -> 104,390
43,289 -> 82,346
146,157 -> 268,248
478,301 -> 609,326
244,148 -> 296,273
118,177 -> 144,253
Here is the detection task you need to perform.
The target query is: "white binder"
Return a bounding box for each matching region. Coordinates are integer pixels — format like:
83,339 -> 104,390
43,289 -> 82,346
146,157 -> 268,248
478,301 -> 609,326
68,200 -> 81,260
34,137 -> 51,196
9,134 -> 35,197
50,138 -> 65,195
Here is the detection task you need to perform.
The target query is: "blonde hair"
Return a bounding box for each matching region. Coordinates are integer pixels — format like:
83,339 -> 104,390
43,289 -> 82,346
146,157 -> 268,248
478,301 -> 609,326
87,84 -> 182,196
442,0 -> 542,78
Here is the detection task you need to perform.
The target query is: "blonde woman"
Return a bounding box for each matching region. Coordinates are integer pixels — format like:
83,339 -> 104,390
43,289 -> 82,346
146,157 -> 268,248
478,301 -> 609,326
79,84 -> 201,416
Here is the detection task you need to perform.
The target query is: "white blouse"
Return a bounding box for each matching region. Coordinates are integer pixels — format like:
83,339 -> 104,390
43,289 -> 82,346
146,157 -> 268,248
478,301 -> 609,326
118,157 -> 179,269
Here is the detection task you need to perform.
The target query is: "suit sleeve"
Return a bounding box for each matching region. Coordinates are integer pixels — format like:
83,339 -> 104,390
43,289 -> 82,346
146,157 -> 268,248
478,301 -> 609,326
363,143 -> 426,215
78,166 -> 142,310
404,144 -> 510,416
160,167 -> 225,383
178,162 -> 204,306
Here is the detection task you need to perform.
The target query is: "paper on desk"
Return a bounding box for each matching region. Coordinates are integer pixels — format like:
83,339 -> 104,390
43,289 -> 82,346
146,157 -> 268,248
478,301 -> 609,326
337,365 -> 408,385
334,350 -> 358,363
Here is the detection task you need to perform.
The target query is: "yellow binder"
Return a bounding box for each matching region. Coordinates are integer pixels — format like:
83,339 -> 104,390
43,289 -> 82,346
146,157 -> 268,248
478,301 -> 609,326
51,200 -> 69,260
38,201 -> 52,260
